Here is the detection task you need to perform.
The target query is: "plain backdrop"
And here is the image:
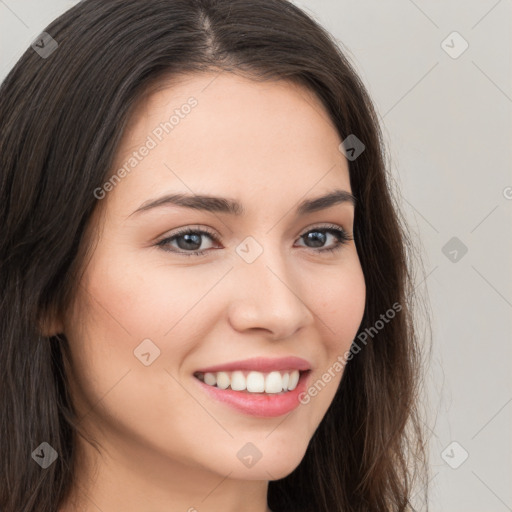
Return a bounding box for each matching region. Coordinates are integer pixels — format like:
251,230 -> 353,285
1,1 -> 511,510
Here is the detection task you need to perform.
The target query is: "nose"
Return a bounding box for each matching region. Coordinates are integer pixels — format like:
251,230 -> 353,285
226,250 -> 315,341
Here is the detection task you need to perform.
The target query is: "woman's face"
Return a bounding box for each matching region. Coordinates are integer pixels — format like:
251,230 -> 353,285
61,72 -> 366,485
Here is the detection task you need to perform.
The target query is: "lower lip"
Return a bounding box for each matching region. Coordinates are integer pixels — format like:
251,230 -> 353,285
194,371 -> 311,417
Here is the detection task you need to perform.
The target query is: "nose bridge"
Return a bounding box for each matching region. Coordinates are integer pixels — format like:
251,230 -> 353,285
227,238 -> 314,338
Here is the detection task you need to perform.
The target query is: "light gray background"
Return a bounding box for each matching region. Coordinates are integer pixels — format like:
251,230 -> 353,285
1,1 -> 511,510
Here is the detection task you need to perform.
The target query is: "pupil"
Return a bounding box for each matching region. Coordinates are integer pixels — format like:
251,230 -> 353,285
306,231 -> 326,247
179,233 -> 201,250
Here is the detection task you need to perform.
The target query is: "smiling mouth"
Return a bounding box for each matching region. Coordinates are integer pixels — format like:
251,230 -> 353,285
193,369 -> 308,394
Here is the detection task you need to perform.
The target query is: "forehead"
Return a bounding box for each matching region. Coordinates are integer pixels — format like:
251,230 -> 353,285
106,72 -> 351,215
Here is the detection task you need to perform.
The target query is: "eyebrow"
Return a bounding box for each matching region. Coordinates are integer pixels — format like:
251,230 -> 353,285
128,189 -> 356,218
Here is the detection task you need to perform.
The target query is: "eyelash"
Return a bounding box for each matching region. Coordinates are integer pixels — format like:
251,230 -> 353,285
155,224 -> 353,257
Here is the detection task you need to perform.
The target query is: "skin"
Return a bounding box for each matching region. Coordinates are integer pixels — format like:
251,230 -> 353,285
52,71 -> 366,512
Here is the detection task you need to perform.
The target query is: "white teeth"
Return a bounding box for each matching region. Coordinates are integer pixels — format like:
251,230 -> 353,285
204,372 -> 217,386
216,371 -> 230,390
282,373 -> 289,391
264,371 -> 283,393
288,370 -> 300,391
196,369 -> 302,393
230,371 -> 246,391
246,371 -> 265,392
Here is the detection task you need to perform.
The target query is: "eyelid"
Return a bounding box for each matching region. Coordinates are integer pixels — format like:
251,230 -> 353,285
156,224 -> 218,243
158,222 -> 351,240
300,222 -> 351,236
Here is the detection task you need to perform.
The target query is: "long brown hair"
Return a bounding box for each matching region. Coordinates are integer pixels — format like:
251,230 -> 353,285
0,1 -> 431,510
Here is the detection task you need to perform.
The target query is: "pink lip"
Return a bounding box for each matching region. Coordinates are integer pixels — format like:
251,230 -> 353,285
194,356 -> 312,373
194,370 -> 312,417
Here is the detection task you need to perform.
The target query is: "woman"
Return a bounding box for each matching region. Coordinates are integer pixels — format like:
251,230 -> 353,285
0,0 -> 431,510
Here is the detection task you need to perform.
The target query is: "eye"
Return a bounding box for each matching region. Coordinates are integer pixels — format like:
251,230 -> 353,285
155,224 -> 353,257
295,224 -> 353,254
156,226 -> 219,257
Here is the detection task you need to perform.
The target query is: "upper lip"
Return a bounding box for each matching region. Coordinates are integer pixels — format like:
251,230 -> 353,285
194,356 -> 312,373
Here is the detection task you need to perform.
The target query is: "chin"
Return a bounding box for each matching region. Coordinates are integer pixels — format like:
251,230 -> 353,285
227,443 -> 308,481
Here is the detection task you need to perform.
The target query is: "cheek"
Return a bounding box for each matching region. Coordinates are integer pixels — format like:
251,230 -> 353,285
83,248 -> 227,339
287,256 -> 365,418
314,260 -> 366,351
66,250 -> 235,410
62,254 -> 220,454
